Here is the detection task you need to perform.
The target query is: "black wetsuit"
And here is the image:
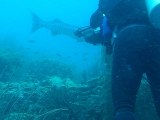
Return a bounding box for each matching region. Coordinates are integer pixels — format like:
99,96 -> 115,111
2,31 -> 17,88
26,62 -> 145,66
98,0 -> 160,119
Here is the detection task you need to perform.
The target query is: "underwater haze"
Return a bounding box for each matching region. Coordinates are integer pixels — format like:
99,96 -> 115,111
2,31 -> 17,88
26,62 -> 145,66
0,0 -> 159,120
0,0 -> 103,80
0,0 -> 112,120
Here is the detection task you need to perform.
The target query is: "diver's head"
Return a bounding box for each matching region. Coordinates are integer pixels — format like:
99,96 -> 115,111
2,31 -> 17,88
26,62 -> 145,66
98,0 -> 121,14
90,9 -> 103,29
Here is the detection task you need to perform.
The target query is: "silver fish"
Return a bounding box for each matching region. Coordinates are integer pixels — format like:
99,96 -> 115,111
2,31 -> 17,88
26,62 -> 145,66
31,12 -> 82,41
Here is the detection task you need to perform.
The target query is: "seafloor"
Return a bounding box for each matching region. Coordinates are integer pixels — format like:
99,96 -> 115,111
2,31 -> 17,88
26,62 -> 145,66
0,47 -> 159,120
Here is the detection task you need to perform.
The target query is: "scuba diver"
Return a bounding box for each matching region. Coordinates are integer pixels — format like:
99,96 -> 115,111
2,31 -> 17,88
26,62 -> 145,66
85,0 -> 160,120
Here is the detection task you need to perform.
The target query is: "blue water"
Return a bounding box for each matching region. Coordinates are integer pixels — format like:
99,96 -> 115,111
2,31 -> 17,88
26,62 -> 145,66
0,1 -> 111,119
0,0 -> 105,82
0,1 -> 159,120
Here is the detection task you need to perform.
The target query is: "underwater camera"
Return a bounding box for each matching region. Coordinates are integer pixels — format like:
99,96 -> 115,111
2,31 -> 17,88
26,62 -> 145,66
74,26 -> 100,38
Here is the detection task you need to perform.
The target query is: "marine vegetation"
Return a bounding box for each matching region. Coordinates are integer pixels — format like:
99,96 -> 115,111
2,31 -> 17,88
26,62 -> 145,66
0,72 -> 158,120
0,42 -> 159,120
0,48 -> 23,82
27,59 -> 73,82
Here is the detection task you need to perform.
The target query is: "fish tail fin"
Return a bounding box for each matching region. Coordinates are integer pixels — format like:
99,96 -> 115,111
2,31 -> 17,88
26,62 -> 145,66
31,12 -> 44,32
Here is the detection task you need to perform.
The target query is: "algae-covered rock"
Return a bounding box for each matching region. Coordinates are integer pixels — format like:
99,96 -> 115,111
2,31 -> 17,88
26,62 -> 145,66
49,76 -> 85,89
